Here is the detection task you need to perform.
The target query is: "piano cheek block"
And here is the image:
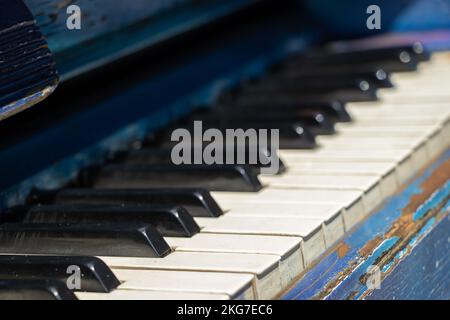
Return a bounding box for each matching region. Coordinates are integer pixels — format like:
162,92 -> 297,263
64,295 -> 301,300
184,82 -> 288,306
0,223 -> 172,258
0,255 -> 120,293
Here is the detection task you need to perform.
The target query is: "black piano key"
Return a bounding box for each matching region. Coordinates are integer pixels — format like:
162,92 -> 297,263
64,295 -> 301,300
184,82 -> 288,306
218,100 -> 352,123
83,164 -> 263,192
240,76 -> 375,94
123,147 -> 286,174
199,109 -> 335,136
314,42 -> 430,63
285,55 -> 417,73
0,222 -> 171,258
28,188 -> 224,218
230,87 -> 377,105
0,255 -> 120,293
170,121 -> 316,149
0,279 -> 77,300
232,79 -> 377,103
23,205 -> 200,237
407,42 -> 431,61
268,69 -> 393,89
303,46 -> 413,65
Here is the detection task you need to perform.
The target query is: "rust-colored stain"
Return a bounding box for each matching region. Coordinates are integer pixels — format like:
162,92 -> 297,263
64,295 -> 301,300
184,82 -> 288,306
359,159 -> 450,260
315,157 -> 450,299
349,160 -> 450,263
359,236 -> 382,257
336,242 -> 350,258
402,160 -> 449,213
386,159 -> 450,240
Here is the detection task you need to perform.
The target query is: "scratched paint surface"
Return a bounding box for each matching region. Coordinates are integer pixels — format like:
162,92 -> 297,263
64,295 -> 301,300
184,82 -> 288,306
283,149 -> 450,300
367,212 -> 450,299
24,0 -> 262,79
24,0 -> 194,52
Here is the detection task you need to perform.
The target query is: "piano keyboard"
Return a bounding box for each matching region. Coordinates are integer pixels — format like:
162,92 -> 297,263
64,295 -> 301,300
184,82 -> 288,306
0,44 -> 449,300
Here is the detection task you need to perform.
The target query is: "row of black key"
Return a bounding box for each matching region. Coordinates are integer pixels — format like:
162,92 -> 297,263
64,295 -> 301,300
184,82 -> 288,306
0,43 -> 429,299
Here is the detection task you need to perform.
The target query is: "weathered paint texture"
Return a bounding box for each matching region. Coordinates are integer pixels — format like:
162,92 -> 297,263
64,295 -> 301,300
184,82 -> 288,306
283,150 -> 450,300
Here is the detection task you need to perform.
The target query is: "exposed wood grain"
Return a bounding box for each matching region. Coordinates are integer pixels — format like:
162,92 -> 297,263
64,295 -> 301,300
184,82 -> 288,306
282,151 -> 450,300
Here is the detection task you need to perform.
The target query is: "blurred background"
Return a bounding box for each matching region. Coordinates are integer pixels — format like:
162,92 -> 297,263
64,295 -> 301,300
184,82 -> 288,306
302,0 -> 450,38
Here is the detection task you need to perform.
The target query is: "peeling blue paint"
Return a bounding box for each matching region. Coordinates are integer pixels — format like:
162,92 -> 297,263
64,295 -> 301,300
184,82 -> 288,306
283,150 -> 450,300
325,237 -> 399,299
367,214 -> 450,300
413,181 -> 450,221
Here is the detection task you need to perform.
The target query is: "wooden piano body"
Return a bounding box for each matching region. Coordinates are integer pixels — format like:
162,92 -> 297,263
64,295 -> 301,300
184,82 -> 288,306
0,0 -> 449,299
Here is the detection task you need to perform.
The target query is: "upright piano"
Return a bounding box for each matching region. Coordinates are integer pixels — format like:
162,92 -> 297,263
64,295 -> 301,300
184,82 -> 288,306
0,0 -> 449,300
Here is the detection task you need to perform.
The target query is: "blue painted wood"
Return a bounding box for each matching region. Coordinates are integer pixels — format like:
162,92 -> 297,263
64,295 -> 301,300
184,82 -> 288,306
23,0 -> 264,80
283,150 -> 450,300
0,10 -> 312,209
25,0 -> 194,53
302,0 -> 450,37
367,212 -> 450,300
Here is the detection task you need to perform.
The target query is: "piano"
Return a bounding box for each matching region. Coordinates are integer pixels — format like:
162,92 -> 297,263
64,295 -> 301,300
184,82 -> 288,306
0,0 -> 449,300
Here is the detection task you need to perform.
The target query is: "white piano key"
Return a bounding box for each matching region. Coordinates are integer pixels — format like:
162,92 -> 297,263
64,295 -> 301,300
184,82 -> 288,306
347,104 -> 450,116
260,174 -> 380,191
394,154 -> 416,184
195,215 -> 322,237
194,215 -> 325,266
260,174 -> 383,214
287,164 -> 398,200
319,141 -> 420,151
212,189 -> 364,229
109,269 -> 254,299
220,202 -> 345,248
381,75 -> 450,99
382,80 -> 450,97
410,140 -> 431,170
279,148 -> 412,163
441,120 -> 450,150
167,233 -> 303,288
379,91 -> 450,102
77,290 -> 230,300
212,189 -> 363,207
378,168 -> 399,199
426,123 -> 450,160
287,161 -> 396,176
316,136 -> 423,149
331,126 -> 438,138
286,163 -> 399,202
337,117 -> 445,127
103,252 -> 282,299
224,201 -> 343,219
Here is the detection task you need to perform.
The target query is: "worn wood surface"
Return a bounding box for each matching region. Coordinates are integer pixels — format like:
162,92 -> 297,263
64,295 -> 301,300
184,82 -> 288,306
367,212 -> 450,299
282,150 -> 450,300
23,0 -> 261,79
24,0 -> 194,53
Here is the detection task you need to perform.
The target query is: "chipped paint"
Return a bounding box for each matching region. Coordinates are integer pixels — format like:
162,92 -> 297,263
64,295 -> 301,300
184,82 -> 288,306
359,236 -> 383,258
324,237 -> 399,299
283,150 -> 450,300
413,181 -> 450,221
336,242 -> 350,258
